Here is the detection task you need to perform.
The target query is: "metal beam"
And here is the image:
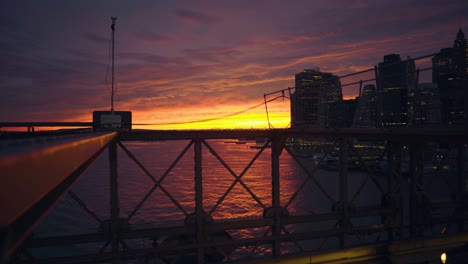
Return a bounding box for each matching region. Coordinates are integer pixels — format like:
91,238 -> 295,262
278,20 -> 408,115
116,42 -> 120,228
244,232 -> 468,264
194,139 -> 205,264
119,128 -> 468,143
0,132 -> 116,258
108,139 -> 120,264
271,136 -> 282,256
339,139 -> 349,248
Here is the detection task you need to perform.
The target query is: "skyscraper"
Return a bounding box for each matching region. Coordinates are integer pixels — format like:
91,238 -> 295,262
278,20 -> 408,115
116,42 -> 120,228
290,69 -> 342,128
433,28 -> 468,126
407,83 -> 441,127
328,98 -> 358,128
354,84 -> 378,128
377,54 -> 415,127
432,48 -> 454,83
453,28 -> 468,78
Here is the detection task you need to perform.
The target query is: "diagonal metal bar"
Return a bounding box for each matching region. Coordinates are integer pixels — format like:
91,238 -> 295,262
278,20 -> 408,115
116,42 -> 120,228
98,240 -> 111,254
248,226 -> 272,257
318,221 -> 340,251
127,141 -> 194,220
350,174 -> 371,205
16,248 -> 35,262
118,141 -> 157,183
284,145 -> 336,204
281,225 -> 304,253
206,139 -> 269,216
68,190 -> 102,223
347,142 -> 384,200
128,184 -> 159,220
348,143 -> 387,204
284,145 -> 334,209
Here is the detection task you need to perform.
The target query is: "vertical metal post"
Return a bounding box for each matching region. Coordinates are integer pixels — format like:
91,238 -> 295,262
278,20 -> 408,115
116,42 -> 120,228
111,17 -> 117,114
387,141 -> 393,195
339,139 -> 348,248
194,139 -> 204,264
109,139 -> 120,263
409,144 -> 417,238
359,80 -> 363,96
271,136 -> 281,256
409,144 -> 424,237
265,95 -> 272,129
386,141 -> 402,240
415,69 -> 420,89
457,145 -> 466,232
374,65 -> 382,127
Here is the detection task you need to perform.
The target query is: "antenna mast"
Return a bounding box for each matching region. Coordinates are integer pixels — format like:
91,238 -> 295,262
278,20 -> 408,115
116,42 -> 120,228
111,16 -> 117,114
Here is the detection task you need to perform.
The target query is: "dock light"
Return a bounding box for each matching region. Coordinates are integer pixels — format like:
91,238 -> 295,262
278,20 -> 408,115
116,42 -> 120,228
440,252 -> 447,264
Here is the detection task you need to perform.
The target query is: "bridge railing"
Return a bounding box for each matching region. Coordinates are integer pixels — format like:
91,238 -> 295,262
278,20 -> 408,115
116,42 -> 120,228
0,132 -> 116,262
4,128 -> 468,264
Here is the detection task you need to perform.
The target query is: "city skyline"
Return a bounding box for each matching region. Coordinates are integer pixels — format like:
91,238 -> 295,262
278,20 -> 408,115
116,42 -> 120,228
1,1 -> 467,130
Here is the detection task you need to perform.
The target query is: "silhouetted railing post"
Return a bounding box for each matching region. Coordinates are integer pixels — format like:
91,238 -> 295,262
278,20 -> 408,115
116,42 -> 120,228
386,141 -> 403,241
194,139 -> 205,264
109,138 -> 120,264
456,145 -> 466,232
374,65 -> 382,126
409,143 -> 425,237
271,136 -> 282,256
339,139 -> 349,247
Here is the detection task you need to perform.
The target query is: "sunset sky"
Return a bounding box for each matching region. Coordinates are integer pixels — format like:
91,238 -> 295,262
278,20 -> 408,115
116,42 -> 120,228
1,0 -> 467,129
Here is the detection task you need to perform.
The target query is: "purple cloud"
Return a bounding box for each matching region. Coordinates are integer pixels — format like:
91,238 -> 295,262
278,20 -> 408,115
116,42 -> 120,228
175,9 -> 217,25
134,31 -> 173,44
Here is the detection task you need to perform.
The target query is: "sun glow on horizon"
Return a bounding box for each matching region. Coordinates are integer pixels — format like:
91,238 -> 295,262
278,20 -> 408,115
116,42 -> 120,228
132,101 -> 291,130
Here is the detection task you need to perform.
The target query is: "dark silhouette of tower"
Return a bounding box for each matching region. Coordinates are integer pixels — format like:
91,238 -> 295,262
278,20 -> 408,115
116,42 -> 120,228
354,84 -> 378,128
377,54 -> 415,127
433,28 -> 467,126
291,69 -> 342,128
328,98 -> 358,128
432,48 -> 454,83
453,28 -> 468,78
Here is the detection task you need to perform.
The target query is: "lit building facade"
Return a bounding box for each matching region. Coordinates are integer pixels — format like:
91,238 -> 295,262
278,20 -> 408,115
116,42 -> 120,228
377,54 -> 415,127
291,69 -> 342,128
408,83 -> 441,127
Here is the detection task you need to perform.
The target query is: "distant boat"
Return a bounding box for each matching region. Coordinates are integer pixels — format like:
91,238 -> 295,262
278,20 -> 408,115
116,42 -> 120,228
224,139 -> 247,144
250,143 -> 271,149
311,153 -> 334,161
